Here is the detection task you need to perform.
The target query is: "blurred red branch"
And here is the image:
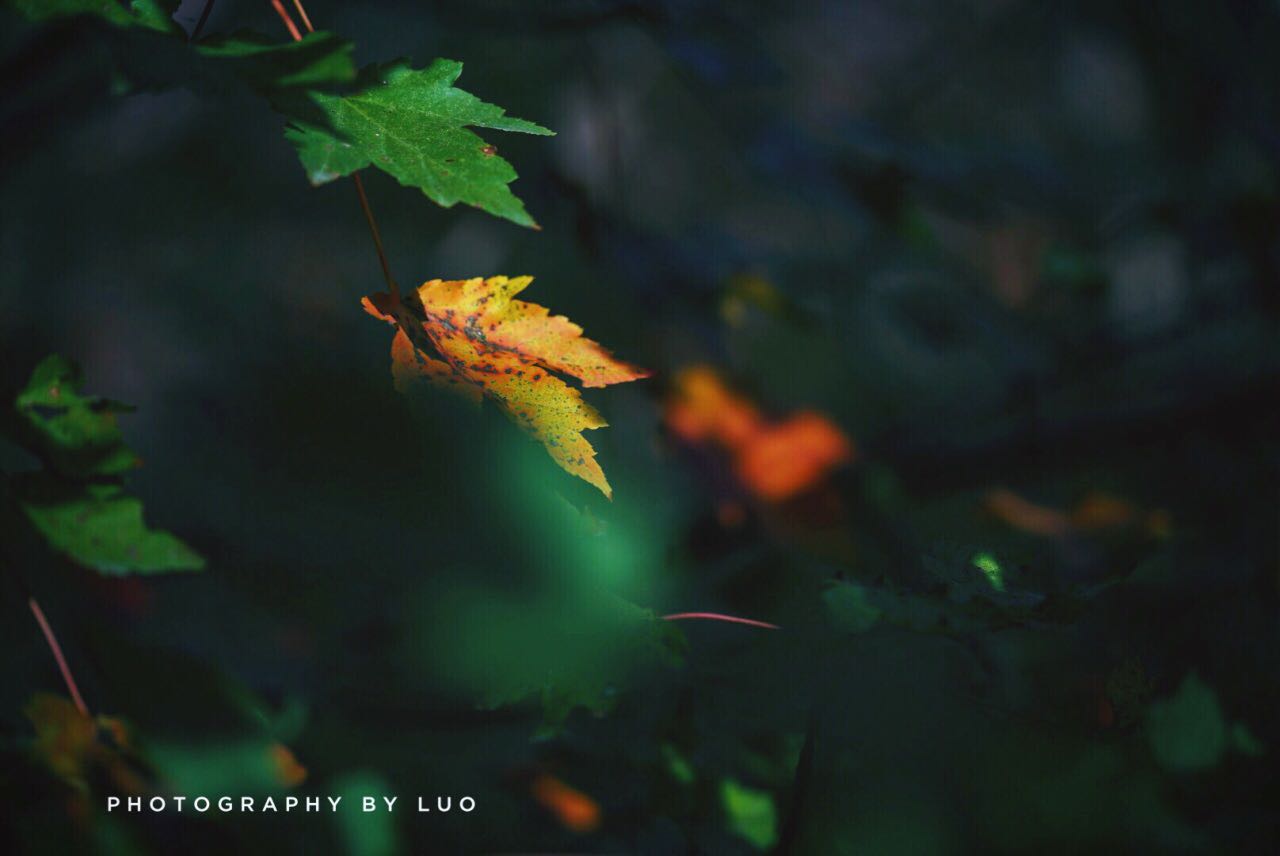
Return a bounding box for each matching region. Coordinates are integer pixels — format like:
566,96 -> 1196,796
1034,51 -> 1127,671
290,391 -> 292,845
28,597 -> 89,717
662,612 -> 779,630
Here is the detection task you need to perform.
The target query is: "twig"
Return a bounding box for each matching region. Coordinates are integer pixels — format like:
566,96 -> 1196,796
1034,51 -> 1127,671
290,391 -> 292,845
352,173 -> 401,303
268,0 -> 303,41
662,612 -> 779,630
290,0 -> 315,34
189,0 -> 215,42
267,0 -> 401,304
28,597 -> 90,717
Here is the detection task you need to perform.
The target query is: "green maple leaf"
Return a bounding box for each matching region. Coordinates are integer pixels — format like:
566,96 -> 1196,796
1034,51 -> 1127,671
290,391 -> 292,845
5,356 -> 203,575
194,31 -> 356,92
281,58 -> 554,227
15,476 -> 204,575
11,355 -> 141,479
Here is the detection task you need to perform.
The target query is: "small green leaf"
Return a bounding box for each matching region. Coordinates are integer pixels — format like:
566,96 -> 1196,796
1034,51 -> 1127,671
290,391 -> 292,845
195,31 -> 356,91
8,0 -> 179,33
720,778 -> 778,850
1146,673 -> 1228,772
971,551 -> 1006,592
12,355 -> 140,479
16,475 -> 204,575
280,59 -> 554,227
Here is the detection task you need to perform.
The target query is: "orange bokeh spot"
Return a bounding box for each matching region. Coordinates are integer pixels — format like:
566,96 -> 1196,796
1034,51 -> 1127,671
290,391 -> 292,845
735,412 -> 854,501
666,366 -> 854,501
531,774 -> 601,833
269,742 -> 308,788
984,488 -> 1071,537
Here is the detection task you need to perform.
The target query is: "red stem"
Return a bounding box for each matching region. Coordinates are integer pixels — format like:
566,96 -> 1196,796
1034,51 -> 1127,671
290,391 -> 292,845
268,0 -> 302,41
662,612 -> 779,630
28,598 -> 90,717
291,0 -> 315,34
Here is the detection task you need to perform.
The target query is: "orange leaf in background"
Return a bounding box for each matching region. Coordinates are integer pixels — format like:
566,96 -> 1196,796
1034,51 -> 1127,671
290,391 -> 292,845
1070,491 -> 1139,530
530,773 -> 601,833
736,412 -> 853,501
666,366 -> 854,501
985,488 -> 1170,539
365,276 -> 650,498
983,488 -> 1072,537
665,365 -> 761,448
24,693 -> 147,795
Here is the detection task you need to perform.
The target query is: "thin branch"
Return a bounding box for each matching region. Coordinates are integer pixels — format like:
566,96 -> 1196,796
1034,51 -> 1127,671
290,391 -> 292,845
662,612 -> 779,630
268,0 -> 303,41
291,0 -> 315,34
28,597 -> 89,717
189,0 -> 216,42
352,173 -> 401,303
267,0 -> 401,304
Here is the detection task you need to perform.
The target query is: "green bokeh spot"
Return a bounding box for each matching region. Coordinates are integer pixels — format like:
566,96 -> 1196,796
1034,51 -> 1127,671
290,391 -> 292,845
823,583 -> 883,633
721,779 -> 778,850
1146,673 -> 1228,772
971,552 -> 1005,592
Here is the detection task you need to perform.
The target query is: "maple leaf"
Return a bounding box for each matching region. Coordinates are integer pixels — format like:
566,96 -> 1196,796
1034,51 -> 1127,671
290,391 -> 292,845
665,365 -> 854,501
16,475 -> 205,575
10,354 -> 141,479
4,356 -> 204,574
364,276 -> 649,498
282,59 -> 554,227
24,693 -> 148,795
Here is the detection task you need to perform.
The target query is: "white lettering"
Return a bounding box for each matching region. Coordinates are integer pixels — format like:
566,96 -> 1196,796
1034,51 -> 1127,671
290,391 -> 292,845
127,797 -> 141,811
363,796 -> 376,812
194,797 -> 210,812
382,796 -> 397,811
241,797 -> 255,812
328,796 -> 342,811
261,796 -> 277,812
150,796 -> 165,812
460,796 -> 475,812
107,797 -> 120,812
218,797 -> 233,812
285,796 -> 298,811
173,796 -> 186,812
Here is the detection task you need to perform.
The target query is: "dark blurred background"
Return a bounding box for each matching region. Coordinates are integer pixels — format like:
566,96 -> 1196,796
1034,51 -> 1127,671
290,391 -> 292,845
1,0 -> 1278,853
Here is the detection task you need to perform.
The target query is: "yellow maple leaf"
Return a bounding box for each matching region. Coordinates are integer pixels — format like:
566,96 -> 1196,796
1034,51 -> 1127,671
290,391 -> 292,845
24,692 -> 148,796
364,276 -> 650,497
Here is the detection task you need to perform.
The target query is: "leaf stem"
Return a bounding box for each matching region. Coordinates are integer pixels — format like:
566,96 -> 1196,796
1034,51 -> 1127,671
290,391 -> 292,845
352,173 -> 402,303
267,0 -> 402,304
662,612 -> 779,630
28,597 -> 90,717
